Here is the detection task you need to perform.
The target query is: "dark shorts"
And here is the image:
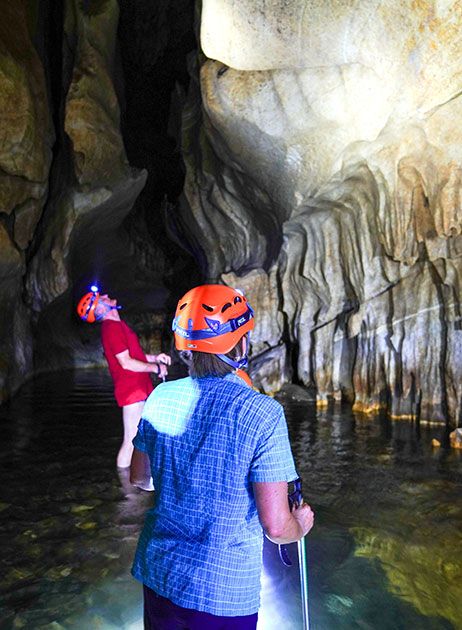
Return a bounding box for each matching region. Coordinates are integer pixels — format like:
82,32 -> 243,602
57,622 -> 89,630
143,585 -> 258,630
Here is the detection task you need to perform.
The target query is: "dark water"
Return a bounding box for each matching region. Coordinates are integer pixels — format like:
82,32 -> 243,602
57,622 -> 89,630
0,370 -> 461,630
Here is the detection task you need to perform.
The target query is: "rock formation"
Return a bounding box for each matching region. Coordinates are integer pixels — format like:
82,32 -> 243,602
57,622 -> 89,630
1,0 -> 461,426
177,0 -> 462,423
0,0 -> 197,401
0,0 -> 52,398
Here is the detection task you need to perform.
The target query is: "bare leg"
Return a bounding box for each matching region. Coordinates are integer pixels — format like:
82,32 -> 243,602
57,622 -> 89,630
117,400 -> 145,468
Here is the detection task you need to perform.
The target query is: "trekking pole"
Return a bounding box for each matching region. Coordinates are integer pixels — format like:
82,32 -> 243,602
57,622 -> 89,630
297,530 -> 310,630
278,478 -> 310,630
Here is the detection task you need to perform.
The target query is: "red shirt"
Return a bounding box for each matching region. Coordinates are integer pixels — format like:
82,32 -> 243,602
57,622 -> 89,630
101,319 -> 154,407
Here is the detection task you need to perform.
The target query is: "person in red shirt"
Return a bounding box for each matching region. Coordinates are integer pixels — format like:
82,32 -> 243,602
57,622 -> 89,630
77,288 -> 171,468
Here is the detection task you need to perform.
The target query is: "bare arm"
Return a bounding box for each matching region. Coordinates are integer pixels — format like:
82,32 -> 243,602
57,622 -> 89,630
145,352 -> 171,378
145,353 -> 171,365
253,481 -> 314,544
130,448 -> 154,491
115,349 -> 160,374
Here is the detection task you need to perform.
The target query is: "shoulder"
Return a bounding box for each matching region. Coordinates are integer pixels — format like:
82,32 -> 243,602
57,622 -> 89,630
101,319 -> 122,334
246,390 -> 285,425
145,377 -> 195,403
225,374 -> 282,405
141,377 -> 197,428
219,374 -> 285,422
102,319 -> 121,329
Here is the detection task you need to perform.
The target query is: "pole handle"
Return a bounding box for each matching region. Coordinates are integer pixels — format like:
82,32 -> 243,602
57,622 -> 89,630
278,478 -> 303,566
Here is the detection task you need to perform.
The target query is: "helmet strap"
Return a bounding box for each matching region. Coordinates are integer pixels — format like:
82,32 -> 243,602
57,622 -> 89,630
217,353 -> 248,370
216,333 -> 250,370
94,304 -> 121,321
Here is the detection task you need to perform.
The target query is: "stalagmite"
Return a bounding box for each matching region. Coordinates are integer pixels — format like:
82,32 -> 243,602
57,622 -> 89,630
178,0 -> 462,422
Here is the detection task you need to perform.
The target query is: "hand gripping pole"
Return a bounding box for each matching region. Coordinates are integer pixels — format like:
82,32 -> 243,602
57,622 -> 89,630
278,478 -> 310,630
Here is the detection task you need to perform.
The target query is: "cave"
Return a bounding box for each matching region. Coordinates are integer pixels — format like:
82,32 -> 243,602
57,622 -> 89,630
2,1 -> 462,428
0,0 -> 460,424
1,2 -> 462,629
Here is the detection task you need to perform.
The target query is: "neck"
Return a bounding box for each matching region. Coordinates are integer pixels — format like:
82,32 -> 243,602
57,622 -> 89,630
102,307 -> 120,321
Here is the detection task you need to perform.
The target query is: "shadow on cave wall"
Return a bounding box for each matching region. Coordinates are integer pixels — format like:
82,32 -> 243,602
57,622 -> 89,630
116,0 -> 201,295
31,0 -> 202,375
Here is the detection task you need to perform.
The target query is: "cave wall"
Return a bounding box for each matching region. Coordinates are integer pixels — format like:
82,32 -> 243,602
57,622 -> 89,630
1,0 -> 461,427
0,0 -> 199,402
175,0 -> 462,423
0,0 -> 52,399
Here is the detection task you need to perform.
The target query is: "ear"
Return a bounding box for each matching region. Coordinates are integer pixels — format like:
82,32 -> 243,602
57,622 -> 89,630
180,350 -> 193,364
231,337 -> 245,361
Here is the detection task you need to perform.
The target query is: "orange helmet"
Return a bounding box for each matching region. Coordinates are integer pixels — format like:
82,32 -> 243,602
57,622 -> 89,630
77,285 -> 119,322
77,287 -> 100,323
172,285 -> 254,362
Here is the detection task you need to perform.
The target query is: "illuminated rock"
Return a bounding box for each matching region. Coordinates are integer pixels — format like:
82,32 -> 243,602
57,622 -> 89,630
0,1 -> 51,401
177,0 -> 462,422
64,0 -> 128,185
449,428 -> 462,448
0,2 -> 51,214
221,268 -> 289,392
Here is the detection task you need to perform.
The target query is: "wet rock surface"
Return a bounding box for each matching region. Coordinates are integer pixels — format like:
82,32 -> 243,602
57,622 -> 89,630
175,0 -> 462,423
0,0 -> 198,404
2,0 -> 462,427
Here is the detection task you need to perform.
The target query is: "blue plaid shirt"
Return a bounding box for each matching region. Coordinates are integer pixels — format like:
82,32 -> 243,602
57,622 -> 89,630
131,373 -> 297,616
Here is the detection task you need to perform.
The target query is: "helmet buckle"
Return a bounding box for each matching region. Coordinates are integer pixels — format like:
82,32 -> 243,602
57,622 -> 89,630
205,317 -> 222,334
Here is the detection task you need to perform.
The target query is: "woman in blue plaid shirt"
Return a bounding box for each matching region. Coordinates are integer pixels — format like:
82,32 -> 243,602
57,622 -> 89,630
130,285 -> 314,629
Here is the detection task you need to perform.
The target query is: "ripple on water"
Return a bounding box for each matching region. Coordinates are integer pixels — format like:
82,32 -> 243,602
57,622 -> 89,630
0,370 -> 460,629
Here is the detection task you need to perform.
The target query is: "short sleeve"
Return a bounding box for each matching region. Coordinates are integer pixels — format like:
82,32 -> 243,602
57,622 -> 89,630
133,417 -> 149,453
103,321 -> 127,356
249,404 -> 298,483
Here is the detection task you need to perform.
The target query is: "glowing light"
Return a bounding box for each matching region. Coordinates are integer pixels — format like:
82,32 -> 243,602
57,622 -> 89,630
258,557 -> 303,629
143,380 -> 199,436
90,284 -> 99,293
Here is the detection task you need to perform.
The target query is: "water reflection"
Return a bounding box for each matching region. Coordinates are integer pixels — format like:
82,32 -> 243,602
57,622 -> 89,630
0,370 -> 461,629
282,396 -> 462,630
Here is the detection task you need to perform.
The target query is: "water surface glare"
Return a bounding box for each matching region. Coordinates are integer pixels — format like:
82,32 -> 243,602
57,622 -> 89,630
0,370 -> 461,629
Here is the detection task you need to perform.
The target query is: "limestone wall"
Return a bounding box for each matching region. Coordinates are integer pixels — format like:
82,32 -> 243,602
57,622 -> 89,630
0,0 -> 144,400
2,0 -> 461,425
177,0 -> 462,422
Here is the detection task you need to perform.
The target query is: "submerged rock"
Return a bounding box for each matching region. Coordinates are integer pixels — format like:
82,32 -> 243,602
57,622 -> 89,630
449,428 -> 462,449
